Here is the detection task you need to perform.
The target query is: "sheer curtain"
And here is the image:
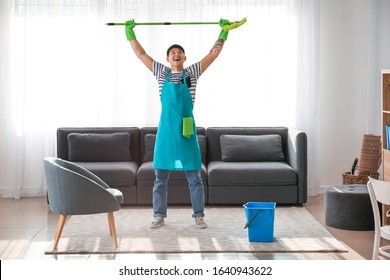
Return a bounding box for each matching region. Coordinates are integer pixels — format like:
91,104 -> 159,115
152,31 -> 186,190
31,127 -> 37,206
0,0 -> 319,198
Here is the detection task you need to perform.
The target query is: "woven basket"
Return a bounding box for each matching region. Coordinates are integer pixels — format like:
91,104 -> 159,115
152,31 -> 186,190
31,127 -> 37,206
342,170 -> 379,185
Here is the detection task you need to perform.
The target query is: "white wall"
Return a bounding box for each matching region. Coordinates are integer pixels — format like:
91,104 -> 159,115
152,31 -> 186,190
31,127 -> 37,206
316,0 -> 390,191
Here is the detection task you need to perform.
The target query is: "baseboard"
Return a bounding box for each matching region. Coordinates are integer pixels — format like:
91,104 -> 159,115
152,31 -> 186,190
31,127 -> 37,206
0,187 -> 46,199
308,184 -> 345,196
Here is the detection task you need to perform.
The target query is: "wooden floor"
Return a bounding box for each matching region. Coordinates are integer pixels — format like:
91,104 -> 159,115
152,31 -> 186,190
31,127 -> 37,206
0,193 -> 387,260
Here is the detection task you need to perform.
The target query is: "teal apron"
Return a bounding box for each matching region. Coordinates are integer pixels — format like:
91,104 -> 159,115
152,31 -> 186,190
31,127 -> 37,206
153,71 -> 202,170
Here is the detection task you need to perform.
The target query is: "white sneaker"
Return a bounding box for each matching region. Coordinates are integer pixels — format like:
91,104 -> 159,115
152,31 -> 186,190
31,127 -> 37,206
195,216 -> 207,229
150,217 -> 165,229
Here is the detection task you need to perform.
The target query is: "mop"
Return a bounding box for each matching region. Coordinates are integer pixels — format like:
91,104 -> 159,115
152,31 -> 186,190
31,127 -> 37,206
106,17 -> 247,31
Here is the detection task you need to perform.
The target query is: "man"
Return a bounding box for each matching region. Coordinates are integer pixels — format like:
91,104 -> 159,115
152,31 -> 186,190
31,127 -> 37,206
125,18 -> 231,229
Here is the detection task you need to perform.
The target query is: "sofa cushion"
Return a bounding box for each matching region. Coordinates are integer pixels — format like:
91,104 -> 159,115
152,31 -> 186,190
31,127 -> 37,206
220,134 -> 285,162
143,134 -> 207,163
75,162 -> 138,187
68,133 -> 131,162
207,161 -> 296,186
137,161 -> 207,183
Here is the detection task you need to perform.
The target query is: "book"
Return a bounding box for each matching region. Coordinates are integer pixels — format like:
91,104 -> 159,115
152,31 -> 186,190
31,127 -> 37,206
387,124 -> 390,149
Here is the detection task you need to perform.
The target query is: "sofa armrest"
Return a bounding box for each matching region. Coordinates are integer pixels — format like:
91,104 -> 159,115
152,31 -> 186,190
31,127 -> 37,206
287,128 -> 308,204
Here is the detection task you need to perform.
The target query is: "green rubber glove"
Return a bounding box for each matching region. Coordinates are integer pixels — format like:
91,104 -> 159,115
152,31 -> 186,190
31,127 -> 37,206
218,18 -> 230,41
125,20 -> 136,41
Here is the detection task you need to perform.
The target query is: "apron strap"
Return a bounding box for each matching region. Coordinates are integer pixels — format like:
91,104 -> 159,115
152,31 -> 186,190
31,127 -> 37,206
164,70 -> 187,86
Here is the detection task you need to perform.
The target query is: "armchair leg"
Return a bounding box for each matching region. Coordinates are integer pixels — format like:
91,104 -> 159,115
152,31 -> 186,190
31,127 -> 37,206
53,214 -> 67,250
107,212 -> 118,248
107,213 -> 112,236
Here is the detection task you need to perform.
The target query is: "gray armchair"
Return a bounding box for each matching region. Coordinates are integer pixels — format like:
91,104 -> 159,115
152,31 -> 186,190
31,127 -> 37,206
43,157 -> 123,250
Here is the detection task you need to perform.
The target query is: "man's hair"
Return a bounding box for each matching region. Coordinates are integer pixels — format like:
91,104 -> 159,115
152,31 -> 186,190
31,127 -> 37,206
166,44 -> 185,57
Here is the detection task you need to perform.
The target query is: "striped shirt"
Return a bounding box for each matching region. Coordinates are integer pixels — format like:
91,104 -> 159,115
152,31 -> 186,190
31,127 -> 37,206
153,61 -> 202,106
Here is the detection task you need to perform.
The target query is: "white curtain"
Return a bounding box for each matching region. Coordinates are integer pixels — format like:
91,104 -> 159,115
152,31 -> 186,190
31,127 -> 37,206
0,0 -> 319,198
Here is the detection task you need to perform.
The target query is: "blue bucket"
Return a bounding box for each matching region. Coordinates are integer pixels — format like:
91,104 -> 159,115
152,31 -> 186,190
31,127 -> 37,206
243,202 -> 276,242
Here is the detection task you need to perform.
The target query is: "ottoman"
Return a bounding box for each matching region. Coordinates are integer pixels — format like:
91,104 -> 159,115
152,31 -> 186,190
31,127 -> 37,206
324,184 -> 374,230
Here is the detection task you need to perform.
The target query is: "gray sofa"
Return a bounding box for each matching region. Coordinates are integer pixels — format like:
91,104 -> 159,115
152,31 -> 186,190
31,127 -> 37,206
56,126 -> 307,205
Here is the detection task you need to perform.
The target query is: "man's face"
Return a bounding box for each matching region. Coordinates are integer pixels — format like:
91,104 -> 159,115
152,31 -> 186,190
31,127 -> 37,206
166,48 -> 186,68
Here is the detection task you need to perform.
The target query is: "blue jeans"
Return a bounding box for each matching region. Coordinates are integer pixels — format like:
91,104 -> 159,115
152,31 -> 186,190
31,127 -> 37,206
153,169 -> 205,218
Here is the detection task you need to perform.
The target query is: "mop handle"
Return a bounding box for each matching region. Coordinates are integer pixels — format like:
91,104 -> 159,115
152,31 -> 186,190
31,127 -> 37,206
106,18 -> 247,30
105,22 -> 219,26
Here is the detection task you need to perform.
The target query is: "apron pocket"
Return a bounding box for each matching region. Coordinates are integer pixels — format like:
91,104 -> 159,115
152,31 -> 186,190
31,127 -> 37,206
182,117 -> 194,138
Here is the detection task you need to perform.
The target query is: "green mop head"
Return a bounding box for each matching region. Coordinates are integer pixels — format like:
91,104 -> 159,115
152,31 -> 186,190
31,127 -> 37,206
222,17 -> 247,31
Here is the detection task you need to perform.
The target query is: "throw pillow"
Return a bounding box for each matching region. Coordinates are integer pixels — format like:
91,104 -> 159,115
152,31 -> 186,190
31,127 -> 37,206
68,133 -> 131,162
197,135 -> 207,163
143,134 -> 156,162
220,134 -> 285,162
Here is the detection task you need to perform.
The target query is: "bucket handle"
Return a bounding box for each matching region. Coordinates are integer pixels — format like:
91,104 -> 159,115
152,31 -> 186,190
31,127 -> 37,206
244,209 -> 262,229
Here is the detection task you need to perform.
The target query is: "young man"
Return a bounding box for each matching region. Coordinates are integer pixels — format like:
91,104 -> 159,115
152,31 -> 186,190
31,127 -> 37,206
125,19 -> 231,229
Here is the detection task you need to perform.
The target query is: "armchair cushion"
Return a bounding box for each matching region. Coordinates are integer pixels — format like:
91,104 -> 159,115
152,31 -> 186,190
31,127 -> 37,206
68,133 -> 131,162
220,134 -> 285,162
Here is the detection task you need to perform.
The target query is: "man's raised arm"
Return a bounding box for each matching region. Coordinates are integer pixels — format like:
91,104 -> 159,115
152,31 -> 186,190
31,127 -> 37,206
126,20 -> 153,72
200,18 -> 230,73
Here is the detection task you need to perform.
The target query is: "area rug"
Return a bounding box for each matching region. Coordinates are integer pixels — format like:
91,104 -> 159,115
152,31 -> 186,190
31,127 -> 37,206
45,206 -> 347,254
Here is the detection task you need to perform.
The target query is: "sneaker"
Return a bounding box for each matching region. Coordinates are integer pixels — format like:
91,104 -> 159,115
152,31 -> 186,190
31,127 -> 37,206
195,216 -> 207,229
150,217 -> 165,229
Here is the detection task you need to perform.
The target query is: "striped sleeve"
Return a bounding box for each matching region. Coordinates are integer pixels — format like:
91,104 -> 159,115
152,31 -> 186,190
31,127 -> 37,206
186,61 -> 202,80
